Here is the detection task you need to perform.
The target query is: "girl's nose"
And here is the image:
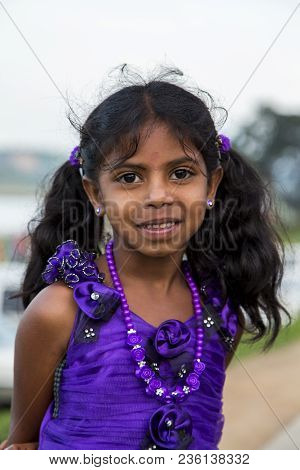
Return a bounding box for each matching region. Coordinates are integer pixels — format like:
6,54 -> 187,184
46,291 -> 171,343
144,179 -> 175,207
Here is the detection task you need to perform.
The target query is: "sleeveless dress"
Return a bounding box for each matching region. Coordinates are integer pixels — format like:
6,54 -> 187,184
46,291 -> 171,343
37,240 -> 239,450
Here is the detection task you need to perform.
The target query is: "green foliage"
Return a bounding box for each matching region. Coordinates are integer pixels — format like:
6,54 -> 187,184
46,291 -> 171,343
280,225 -> 300,244
0,408 -> 10,443
233,313 -> 300,361
233,105 -> 300,211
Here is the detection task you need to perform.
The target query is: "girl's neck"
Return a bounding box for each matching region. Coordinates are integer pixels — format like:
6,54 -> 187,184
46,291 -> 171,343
96,246 -> 187,296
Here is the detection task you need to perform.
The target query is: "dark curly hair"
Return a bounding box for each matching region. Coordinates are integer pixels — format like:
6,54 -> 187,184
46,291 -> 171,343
13,64 -> 292,351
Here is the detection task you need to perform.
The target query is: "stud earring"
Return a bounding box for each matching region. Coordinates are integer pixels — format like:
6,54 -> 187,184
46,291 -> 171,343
207,199 -> 215,209
95,207 -> 104,216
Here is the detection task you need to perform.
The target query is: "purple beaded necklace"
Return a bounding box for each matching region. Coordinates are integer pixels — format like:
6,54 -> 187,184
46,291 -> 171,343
105,239 -> 206,405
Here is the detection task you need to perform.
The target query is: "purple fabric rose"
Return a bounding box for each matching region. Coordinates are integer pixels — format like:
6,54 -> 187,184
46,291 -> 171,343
154,320 -> 191,358
127,333 -> 142,346
135,365 -> 155,381
131,347 -> 146,362
148,404 -> 193,450
186,372 -> 200,391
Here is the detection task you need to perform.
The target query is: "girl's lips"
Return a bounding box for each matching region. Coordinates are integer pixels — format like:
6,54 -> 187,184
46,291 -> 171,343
136,221 -> 182,238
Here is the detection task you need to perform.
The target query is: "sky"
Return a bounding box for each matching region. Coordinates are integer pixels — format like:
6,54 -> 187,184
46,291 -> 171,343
1,0 -> 299,154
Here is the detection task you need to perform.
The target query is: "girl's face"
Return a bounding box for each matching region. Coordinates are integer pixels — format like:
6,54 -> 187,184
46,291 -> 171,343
83,122 -> 223,258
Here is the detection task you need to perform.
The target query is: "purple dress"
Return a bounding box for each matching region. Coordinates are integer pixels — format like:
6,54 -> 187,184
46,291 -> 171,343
38,240 -> 238,450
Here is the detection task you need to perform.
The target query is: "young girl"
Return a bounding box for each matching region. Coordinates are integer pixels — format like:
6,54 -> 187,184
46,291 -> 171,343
3,66 -> 291,450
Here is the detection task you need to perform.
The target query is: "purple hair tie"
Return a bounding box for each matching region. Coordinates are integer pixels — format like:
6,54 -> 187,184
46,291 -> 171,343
68,146 -> 82,168
216,134 -> 231,153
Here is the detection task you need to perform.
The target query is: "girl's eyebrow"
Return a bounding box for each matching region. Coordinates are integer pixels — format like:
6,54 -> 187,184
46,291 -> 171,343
106,155 -> 200,172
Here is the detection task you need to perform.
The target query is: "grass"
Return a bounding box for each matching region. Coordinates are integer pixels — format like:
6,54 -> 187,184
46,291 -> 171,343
0,408 -> 10,444
233,312 -> 300,361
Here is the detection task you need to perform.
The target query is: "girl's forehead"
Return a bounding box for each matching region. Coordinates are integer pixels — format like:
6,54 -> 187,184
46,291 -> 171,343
103,151 -> 202,173
100,123 -> 204,173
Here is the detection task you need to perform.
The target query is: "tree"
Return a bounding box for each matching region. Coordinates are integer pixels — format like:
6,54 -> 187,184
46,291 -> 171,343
234,106 -> 300,211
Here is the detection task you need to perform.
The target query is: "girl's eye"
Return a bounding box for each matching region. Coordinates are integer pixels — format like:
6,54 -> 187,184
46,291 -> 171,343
170,168 -> 195,180
115,173 -> 141,184
115,168 -> 195,184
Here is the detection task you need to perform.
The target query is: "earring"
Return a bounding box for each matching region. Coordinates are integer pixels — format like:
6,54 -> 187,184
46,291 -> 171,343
95,206 -> 104,216
207,199 -> 215,209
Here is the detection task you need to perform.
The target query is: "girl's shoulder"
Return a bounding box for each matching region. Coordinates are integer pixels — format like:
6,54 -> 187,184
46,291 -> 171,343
21,280 -> 78,356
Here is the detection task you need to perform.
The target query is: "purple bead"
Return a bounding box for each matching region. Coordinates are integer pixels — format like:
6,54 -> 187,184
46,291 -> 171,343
131,347 -> 145,361
140,366 -> 155,381
186,372 -> 200,390
126,333 -> 142,346
148,377 -> 162,392
194,360 -> 206,374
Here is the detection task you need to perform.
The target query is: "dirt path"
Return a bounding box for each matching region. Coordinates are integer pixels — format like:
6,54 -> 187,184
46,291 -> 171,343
219,340 -> 300,450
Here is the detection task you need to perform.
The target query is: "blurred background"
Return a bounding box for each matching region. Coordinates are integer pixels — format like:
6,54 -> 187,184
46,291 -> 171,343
0,0 -> 299,450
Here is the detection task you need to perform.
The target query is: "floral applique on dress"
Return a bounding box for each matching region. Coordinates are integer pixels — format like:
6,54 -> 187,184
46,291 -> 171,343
41,239 -> 122,330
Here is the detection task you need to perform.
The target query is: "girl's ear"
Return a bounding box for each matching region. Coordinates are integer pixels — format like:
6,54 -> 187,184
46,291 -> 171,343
207,166 -> 223,200
82,176 -> 104,211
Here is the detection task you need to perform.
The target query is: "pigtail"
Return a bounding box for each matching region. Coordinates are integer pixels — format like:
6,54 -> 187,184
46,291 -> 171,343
13,161 -> 102,308
187,147 -> 292,351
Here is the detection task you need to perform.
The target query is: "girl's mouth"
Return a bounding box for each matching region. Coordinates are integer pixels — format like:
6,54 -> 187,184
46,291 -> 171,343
136,221 -> 182,238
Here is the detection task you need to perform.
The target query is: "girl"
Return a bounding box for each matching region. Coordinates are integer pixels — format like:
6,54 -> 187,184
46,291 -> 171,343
3,66 -> 291,450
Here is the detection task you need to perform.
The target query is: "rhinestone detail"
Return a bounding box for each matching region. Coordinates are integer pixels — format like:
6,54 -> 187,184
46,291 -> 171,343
84,327 -> 96,338
91,292 -> 100,301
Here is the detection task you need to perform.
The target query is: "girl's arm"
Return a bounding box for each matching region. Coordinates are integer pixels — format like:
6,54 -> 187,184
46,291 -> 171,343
4,282 -> 77,448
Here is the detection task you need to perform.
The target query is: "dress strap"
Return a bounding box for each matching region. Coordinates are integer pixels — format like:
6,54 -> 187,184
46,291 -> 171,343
41,239 -> 121,320
200,277 -> 239,351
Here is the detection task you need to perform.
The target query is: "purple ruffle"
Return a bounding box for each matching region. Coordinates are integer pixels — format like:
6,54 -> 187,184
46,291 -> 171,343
41,240 -> 104,287
41,239 -> 121,319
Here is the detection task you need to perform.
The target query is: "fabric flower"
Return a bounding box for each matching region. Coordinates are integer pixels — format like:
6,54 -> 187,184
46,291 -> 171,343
218,134 -> 231,152
41,240 -> 123,324
186,372 -> 200,391
146,403 -> 194,450
41,239 -> 104,286
73,280 -> 121,320
154,320 -> 191,358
